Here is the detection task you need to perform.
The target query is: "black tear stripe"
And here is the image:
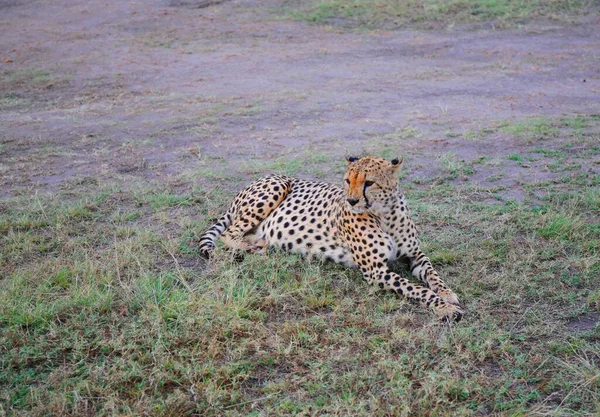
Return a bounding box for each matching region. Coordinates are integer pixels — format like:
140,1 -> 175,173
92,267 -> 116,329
363,185 -> 371,209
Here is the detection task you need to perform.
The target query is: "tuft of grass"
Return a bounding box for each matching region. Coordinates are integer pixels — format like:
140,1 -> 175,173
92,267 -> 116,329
506,153 -> 522,162
561,114 -> 590,130
438,152 -> 475,179
536,211 -> 598,244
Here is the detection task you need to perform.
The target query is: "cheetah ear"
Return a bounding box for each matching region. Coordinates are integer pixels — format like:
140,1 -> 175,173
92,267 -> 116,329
390,157 -> 403,172
346,155 -> 359,165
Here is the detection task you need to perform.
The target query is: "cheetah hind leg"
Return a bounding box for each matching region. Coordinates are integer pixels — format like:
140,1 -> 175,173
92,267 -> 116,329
218,176 -> 291,254
245,233 -> 268,254
220,231 -> 267,254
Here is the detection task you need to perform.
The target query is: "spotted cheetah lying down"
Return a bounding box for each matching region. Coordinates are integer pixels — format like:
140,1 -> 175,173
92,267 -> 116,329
199,156 -> 463,322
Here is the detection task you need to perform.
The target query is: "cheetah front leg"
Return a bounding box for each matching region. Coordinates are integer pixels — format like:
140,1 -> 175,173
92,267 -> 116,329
407,249 -> 460,306
367,265 -> 462,322
352,239 -> 462,321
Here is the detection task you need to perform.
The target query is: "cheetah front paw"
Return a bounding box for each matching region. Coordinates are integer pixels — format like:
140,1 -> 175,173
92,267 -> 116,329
434,303 -> 463,323
437,288 -> 460,305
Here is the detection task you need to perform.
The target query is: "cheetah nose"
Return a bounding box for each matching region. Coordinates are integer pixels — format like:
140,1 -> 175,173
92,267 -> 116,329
347,198 -> 359,206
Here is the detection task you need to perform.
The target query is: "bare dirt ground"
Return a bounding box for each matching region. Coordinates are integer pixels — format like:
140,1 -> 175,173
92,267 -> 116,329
1,0 -> 599,199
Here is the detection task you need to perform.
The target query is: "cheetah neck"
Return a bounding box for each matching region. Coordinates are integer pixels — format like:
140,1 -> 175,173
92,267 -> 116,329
372,188 -> 408,233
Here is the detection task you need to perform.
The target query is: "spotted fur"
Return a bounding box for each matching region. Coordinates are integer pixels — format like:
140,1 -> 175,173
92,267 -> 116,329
199,156 -> 463,321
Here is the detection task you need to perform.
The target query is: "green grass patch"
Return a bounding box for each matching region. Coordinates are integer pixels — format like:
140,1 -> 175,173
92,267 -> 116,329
438,152 -> 475,179
507,153 -> 524,162
283,0 -> 595,29
536,212 -> 586,241
533,147 -> 565,158
242,152 -> 334,178
500,117 -> 559,141
146,193 -> 192,210
3,69 -> 52,85
0,93 -> 30,110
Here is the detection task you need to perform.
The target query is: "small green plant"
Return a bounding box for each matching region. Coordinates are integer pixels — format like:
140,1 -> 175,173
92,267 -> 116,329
507,153 -> 524,162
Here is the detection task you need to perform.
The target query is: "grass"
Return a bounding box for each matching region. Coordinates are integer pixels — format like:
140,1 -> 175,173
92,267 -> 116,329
0,67 -> 71,113
507,153 -> 524,162
1,115 -> 600,415
282,0 -> 596,29
0,93 -> 30,111
2,69 -> 52,86
0,68 -> 67,98
500,117 -> 560,141
2,0 -> 599,409
241,151 -> 336,179
2,118 -> 600,416
438,152 -> 475,179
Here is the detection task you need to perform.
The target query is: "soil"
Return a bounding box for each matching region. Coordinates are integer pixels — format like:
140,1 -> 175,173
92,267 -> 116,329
0,0 -> 599,198
567,311 -> 600,332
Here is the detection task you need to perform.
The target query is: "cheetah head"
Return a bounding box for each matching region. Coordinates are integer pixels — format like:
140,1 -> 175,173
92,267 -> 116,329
343,155 -> 402,214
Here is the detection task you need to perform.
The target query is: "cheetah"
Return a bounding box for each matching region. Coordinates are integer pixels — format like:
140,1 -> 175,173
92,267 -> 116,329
199,156 -> 463,321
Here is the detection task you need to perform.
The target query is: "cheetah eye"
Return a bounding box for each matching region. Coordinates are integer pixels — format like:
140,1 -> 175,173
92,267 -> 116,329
364,180 -> 375,187
345,179 -> 350,184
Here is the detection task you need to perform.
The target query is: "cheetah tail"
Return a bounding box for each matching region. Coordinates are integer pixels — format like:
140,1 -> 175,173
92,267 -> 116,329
199,209 -> 232,259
